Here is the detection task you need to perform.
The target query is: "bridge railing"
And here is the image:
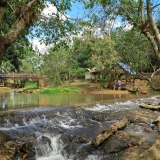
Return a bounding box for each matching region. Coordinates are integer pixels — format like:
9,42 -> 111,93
3,73 -> 40,79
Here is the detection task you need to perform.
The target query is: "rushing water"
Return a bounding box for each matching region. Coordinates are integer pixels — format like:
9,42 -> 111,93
0,90 -> 159,160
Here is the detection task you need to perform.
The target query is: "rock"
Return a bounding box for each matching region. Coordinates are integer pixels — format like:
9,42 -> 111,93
140,134 -> 160,160
152,116 -> 160,131
98,134 -> 128,154
92,115 -> 108,121
122,143 -> 150,160
0,140 -> 36,160
130,116 -> 150,125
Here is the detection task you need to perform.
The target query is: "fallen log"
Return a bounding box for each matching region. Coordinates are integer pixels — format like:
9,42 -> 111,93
91,117 -> 129,147
139,103 -> 160,110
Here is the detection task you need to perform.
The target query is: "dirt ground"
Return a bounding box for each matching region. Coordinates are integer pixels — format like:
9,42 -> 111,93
67,79 -> 150,95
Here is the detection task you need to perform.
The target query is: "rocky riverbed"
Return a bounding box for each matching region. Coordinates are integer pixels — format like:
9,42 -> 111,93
0,95 -> 160,160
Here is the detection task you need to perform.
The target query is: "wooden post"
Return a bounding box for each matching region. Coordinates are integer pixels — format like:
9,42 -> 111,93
37,79 -> 39,88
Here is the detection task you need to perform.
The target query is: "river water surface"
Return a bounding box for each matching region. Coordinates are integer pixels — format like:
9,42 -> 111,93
0,90 -> 142,110
0,90 -> 159,160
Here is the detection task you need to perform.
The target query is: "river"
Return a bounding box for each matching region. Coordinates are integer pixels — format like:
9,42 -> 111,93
0,90 -> 141,110
0,90 -> 159,160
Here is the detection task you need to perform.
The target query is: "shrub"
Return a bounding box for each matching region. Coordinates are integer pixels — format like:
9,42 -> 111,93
39,87 -> 80,94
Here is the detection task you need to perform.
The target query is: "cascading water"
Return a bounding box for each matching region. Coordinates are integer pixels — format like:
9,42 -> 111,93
36,134 -> 64,160
35,95 -> 160,160
0,94 -> 160,160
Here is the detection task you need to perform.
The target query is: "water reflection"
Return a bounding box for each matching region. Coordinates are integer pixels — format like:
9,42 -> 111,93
0,90 -> 146,111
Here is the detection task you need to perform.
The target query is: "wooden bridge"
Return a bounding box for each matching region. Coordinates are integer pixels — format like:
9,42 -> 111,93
0,73 -> 44,87
2,73 -> 41,80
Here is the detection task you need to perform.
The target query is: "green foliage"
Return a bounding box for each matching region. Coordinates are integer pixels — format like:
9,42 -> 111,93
0,0 -> 42,72
2,38 -> 38,73
71,36 -> 93,69
22,81 -> 38,92
71,68 -> 86,77
88,36 -> 120,68
71,31 -> 120,89
41,44 -> 71,85
113,29 -> 155,72
82,0 -> 118,37
39,87 -> 80,94
29,0 -> 78,45
24,81 -> 37,88
0,0 -> 81,67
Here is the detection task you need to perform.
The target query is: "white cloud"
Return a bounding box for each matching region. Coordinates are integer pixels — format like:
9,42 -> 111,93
42,3 -> 68,21
114,21 -> 122,28
123,23 -> 133,31
42,3 -> 57,17
32,40 -> 53,54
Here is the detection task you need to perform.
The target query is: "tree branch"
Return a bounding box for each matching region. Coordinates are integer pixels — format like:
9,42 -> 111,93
4,0 -> 39,46
91,117 -> 129,147
120,6 -> 140,27
152,3 -> 160,10
147,0 -> 160,47
143,32 -> 160,60
0,6 -> 4,31
151,68 -> 160,78
140,0 -> 145,24
6,2 -> 15,12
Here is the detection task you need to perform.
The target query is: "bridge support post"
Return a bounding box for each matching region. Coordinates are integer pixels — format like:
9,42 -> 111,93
37,79 -> 40,88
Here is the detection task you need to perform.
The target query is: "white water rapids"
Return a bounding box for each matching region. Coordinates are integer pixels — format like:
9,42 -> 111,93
0,92 -> 159,160
32,95 -> 160,160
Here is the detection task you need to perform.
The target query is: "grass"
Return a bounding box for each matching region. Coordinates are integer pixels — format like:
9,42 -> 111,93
22,81 -> 81,94
23,81 -> 38,93
39,87 -> 80,94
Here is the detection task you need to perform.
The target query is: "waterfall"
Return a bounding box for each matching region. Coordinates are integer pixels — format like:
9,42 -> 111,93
36,134 -> 64,160
0,95 -> 160,160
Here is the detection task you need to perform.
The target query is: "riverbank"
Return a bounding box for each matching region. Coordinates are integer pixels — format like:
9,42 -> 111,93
0,79 -> 152,95
64,79 -> 150,95
88,89 -> 130,94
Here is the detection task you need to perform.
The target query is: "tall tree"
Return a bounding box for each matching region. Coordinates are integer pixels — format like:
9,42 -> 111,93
0,0 -> 40,62
0,0 -> 76,63
84,0 -> 160,61
83,0 -> 117,38
84,0 -> 160,90
114,28 -> 156,72
119,0 -> 160,62
42,45 -> 71,85
72,31 -> 120,89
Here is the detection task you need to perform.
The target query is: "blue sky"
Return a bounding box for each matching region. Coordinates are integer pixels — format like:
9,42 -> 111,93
31,1 -> 128,54
67,1 -> 85,18
31,0 -> 160,53
31,1 -> 86,54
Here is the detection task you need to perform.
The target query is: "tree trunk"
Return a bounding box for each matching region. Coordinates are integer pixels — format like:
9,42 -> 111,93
137,69 -> 160,91
0,0 -> 40,63
146,0 -> 160,61
139,103 -> 160,110
91,117 -> 129,147
121,0 -> 160,62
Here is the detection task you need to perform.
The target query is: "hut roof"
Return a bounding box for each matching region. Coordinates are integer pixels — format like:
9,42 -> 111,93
117,62 -> 136,75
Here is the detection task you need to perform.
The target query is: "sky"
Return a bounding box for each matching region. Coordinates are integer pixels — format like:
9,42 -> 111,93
31,1 -> 86,54
31,1 -> 132,54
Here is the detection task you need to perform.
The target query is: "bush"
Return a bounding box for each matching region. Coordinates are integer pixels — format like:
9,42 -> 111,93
39,87 -> 80,94
23,81 -> 38,92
